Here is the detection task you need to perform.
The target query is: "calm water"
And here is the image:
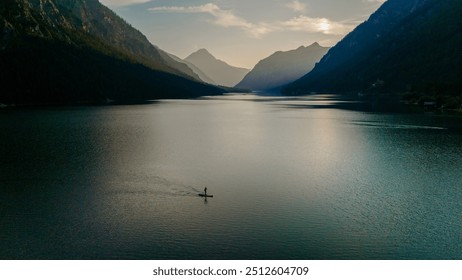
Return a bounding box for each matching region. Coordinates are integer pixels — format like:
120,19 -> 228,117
1,94 -> 462,260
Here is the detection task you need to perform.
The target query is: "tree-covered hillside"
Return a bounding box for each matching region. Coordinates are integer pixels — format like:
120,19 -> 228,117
284,0 -> 462,108
0,0 -> 223,105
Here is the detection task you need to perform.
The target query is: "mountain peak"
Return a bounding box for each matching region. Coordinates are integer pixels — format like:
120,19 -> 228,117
197,48 -> 211,53
187,48 -> 216,60
283,0 -> 462,97
184,49 -> 249,87
310,42 -> 321,47
0,0 -> 223,104
236,44 -> 330,90
296,42 -> 322,51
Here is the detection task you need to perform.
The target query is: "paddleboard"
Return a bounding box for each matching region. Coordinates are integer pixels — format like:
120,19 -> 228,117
199,194 -> 214,198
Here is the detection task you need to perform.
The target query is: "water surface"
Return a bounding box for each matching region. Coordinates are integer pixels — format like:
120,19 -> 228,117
1,94 -> 461,259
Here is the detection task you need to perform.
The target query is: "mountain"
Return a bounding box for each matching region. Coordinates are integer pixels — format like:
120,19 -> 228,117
236,42 -> 329,91
167,53 -> 216,85
184,49 -> 250,87
0,0 -> 223,105
283,0 -> 462,106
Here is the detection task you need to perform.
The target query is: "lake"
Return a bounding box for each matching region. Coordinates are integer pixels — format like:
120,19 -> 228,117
1,94 -> 462,259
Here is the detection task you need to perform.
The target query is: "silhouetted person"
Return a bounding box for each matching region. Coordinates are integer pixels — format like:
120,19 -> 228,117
204,187 -> 207,196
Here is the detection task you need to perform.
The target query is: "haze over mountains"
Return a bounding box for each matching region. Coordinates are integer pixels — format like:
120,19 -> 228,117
0,0 -> 223,105
167,53 -> 216,85
284,0 -> 462,106
184,49 -> 250,87
237,42 -> 329,91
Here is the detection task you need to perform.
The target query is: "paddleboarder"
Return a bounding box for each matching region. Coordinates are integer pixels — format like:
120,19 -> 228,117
204,187 -> 208,196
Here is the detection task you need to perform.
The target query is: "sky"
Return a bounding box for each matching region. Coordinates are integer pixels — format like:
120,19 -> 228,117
100,0 -> 385,69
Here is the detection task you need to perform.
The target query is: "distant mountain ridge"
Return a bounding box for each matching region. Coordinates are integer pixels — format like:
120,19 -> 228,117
0,0 -> 223,104
284,0 -> 462,103
166,53 -> 216,85
184,49 -> 250,87
236,42 -> 329,91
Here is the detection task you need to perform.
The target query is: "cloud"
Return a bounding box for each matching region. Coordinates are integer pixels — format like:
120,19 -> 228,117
286,0 -> 307,13
99,0 -> 151,7
150,3 -> 273,38
149,3 -> 219,13
149,3 -> 352,38
280,16 -> 354,35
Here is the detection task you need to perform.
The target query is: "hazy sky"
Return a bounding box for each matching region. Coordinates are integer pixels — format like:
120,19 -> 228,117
100,0 -> 385,68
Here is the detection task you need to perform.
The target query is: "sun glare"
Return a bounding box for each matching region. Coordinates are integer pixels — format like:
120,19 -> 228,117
318,20 -> 331,33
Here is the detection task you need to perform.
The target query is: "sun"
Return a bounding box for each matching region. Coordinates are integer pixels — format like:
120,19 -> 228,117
318,20 -> 331,33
